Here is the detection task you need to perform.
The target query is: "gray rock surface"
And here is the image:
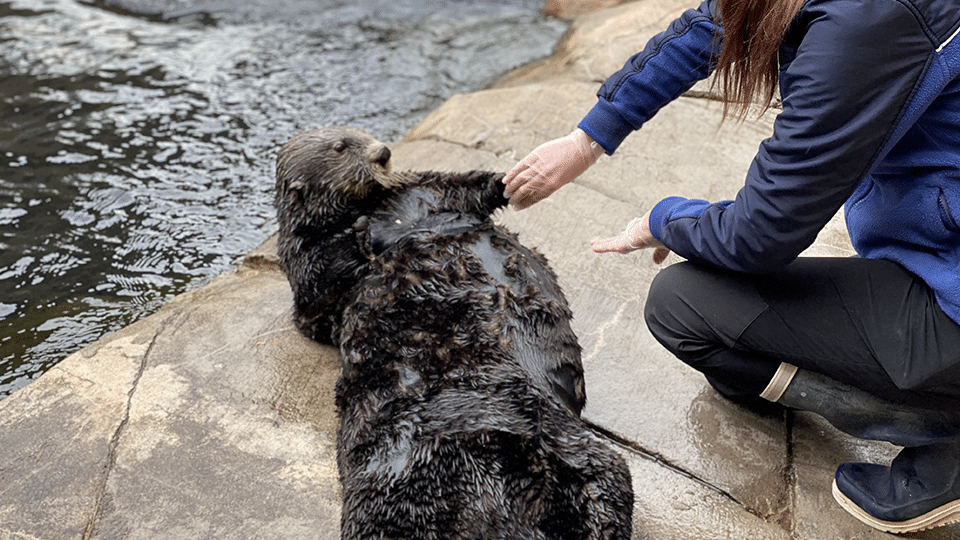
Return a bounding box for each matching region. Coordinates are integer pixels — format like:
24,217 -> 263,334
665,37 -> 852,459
1,1 -> 955,539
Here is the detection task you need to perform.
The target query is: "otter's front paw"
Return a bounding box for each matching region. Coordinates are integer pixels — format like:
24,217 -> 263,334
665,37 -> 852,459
353,216 -> 376,260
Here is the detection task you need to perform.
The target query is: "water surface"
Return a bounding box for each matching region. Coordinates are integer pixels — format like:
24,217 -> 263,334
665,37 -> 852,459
0,0 -> 566,397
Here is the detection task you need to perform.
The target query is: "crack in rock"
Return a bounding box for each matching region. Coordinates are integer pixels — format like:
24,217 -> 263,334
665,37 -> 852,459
81,320 -> 168,540
583,419 -> 753,514
585,413 -> 797,530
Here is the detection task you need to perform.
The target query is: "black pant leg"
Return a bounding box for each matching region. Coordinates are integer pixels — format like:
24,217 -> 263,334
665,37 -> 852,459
643,261 -> 780,402
644,258 -> 960,409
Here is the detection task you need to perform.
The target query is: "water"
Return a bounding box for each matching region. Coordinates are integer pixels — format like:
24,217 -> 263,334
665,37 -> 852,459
0,0 -> 567,398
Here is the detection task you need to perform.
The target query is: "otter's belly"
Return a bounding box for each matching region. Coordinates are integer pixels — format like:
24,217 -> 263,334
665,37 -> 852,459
342,223 -> 584,415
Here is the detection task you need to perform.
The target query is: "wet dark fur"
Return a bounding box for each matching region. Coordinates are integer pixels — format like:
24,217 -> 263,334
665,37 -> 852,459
275,127 -> 633,540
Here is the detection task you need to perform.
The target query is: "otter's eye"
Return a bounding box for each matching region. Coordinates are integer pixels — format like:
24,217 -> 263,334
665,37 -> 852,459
333,141 -> 347,153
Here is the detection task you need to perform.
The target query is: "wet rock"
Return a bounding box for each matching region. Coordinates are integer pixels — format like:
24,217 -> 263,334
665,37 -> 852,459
0,1 -> 950,539
543,0 -> 634,19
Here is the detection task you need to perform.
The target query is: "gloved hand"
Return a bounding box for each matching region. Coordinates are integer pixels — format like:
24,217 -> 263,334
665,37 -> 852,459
591,209 -> 671,264
503,129 -> 605,209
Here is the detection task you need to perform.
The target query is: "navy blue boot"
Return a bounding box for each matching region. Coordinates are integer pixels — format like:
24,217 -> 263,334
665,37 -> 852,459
761,363 -> 960,532
834,441 -> 960,533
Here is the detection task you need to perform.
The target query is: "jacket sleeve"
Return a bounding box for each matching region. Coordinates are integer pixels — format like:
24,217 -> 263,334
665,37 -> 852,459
650,0 -> 932,273
577,0 -> 720,154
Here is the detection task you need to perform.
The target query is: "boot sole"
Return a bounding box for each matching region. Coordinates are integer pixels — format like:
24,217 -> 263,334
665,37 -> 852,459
832,479 -> 960,533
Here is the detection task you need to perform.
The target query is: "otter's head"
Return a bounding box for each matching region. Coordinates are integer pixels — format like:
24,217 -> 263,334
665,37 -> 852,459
275,127 -> 397,215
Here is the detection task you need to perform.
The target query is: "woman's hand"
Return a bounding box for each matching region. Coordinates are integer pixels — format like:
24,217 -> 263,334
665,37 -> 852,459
503,129 -> 604,210
591,210 -> 671,264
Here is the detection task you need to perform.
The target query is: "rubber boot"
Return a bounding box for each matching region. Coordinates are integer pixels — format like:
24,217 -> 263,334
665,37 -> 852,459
833,441 -> 960,533
760,363 -> 960,447
760,363 -> 960,532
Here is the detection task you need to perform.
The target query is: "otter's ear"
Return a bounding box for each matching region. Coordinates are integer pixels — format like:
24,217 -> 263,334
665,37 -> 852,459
288,180 -> 306,192
281,180 -> 306,203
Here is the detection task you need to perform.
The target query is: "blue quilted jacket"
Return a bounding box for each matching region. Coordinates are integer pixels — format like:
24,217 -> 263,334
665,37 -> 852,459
579,0 -> 960,330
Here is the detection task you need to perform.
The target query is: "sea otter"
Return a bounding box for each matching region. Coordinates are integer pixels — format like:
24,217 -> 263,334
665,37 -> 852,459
275,126 -> 633,540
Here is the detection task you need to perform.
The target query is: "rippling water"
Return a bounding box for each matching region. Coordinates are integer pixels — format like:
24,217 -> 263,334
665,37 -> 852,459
0,0 -> 566,397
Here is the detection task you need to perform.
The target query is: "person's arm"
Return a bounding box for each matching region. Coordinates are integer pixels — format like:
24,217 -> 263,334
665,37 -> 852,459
650,0 -> 933,273
502,129 -> 604,209
579,0 -> 720,154
504,0 -> 721,209
590,209 -> 671,264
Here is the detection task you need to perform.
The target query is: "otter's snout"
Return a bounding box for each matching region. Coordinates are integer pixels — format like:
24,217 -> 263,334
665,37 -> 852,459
372,146 -> 391,168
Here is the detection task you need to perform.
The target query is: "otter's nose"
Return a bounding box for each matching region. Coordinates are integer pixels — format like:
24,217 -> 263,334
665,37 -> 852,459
373,146 -> 391,167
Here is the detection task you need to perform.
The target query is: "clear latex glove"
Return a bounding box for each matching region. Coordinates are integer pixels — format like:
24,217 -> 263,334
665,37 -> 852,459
591,210 -> 671,264
503,128 -> 604,210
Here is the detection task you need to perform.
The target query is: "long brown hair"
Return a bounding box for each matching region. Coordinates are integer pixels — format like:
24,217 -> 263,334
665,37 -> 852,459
713,0 -> 804,119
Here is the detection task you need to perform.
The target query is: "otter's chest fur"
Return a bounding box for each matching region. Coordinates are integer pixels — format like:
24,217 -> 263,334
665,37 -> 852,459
332,185 -> 633,540
338,185 -> 584,415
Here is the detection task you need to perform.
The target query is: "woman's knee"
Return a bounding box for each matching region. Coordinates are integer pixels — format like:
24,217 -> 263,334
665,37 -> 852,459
643,262 -> 701,348
644,261 -> 770,354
